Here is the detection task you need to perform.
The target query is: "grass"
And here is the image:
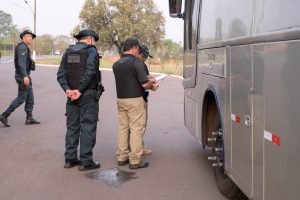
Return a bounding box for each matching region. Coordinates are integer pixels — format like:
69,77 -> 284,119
36,55 -> 183,76
36,57 -> 61,65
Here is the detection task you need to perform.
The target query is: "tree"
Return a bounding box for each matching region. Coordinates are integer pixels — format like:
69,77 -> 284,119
162,39 -> 181,59
0,10 -> 14,40
77,0 -> 165,54
36,34 -> 54,55
54,35 -> 72,52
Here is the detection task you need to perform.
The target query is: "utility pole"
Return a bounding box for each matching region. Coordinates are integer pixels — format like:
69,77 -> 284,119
24,0 -> 37,60
33,0 -> 37,60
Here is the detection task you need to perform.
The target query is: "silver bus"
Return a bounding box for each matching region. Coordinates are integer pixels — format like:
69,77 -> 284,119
169,0 -> 300,199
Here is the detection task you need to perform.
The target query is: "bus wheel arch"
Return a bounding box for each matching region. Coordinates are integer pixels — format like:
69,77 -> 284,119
201,89 -> 247,199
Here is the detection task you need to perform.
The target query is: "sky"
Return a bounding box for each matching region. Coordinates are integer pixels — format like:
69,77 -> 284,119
0,0 -> 183,43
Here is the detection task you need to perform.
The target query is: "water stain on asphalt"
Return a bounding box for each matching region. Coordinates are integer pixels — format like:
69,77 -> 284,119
86,167 -> 137,188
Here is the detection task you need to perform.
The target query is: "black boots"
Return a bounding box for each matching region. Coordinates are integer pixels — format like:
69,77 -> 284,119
0,113 -> 10,127
25,117 -> 41,125
0,112 -> 40,127
25,113 -> 41,125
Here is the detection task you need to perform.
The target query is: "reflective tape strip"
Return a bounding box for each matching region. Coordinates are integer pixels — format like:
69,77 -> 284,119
264,131 -> 272,142
231,113 -> 241,124
264,130 -> 281,146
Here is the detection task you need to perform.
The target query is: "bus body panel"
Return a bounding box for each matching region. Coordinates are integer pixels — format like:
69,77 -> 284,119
252,44 -> 264,200
175,0 -> 300,199
230,45 -> 253,197
260,40 -> 300,200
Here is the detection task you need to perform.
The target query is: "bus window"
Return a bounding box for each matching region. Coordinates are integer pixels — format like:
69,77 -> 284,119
184,0 -> 196,50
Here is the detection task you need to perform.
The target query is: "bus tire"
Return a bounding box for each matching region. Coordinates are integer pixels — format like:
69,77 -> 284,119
214,167 -> 247,199
212,126 -> 247,199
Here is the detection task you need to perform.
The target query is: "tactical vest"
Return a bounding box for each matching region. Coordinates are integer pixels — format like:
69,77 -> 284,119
64,46 -> 100,90
14,42 -> 32,71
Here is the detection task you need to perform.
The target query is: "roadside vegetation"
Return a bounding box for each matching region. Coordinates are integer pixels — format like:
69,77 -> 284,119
0,1 -> 183,76
35,55 -> 183,76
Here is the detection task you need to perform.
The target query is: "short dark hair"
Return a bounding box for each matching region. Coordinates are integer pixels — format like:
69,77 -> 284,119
122,37 -> 140,52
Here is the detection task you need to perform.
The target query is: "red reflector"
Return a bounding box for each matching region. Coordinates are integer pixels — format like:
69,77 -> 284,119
236,116 -> 241,124
272,134 -> 281,146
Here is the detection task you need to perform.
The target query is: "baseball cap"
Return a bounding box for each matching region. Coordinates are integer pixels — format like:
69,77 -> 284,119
140,45 -> 153,58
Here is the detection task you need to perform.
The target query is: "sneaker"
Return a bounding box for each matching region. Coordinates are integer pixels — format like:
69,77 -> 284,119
129,161 -> 149,169
0,114 -> 10,127
143,148 -> 152,156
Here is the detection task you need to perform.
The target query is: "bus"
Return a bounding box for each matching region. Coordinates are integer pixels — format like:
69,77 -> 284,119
169,0 -> 300,199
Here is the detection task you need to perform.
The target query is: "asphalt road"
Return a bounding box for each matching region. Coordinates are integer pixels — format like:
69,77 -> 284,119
0,61 -> 226,200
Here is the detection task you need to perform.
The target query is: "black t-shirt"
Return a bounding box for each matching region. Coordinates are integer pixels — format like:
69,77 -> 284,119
112,54 -> 148,98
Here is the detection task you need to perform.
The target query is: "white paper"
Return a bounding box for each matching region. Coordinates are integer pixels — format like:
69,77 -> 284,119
155,74 -> 169,82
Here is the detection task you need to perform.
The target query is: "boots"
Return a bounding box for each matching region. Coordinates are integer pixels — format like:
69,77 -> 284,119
25,112 -> 41,125
0,113 -> 10,127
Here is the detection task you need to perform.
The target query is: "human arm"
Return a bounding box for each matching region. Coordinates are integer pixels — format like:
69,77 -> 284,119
77,47 -> 99,93
57,53 -> 70,92
16,44 -> 30,86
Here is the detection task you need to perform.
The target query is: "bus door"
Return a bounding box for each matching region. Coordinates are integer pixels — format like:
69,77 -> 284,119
230,45 -> 253,197
182,0 -> 200,137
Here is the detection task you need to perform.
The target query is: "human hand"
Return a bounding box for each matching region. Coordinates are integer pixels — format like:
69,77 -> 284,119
23,76 -> 30,87
66,89 -> 74,98
151,83 -> 159,91
71,90 -> 82,101
148,76 -> 157,84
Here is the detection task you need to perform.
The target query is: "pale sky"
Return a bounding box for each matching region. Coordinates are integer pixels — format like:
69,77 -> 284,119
0,0 -> 183,43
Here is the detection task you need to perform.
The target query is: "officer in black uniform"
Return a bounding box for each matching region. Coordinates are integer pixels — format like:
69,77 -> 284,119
0,30 -> 40,127
57,29 -> 103,171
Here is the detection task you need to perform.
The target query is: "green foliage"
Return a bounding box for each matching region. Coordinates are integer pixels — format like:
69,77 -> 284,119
36,34 -> 54,55
77,0 -> 165,54
0,10 -> 14,40
54,35 -> 72,51
162,39 -> 182,59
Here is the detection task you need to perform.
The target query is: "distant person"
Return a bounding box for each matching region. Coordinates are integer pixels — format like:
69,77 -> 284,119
112,38 -> 157,169
57,29 -> 104,171
0,30 -> 40,127
137,45 -> 159,156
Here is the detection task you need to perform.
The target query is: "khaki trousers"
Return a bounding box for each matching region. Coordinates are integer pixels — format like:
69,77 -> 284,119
117,97 -> 147,164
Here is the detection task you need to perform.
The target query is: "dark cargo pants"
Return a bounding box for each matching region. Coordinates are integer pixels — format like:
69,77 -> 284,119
65,89 -> 99,166
4,75 -> 34,116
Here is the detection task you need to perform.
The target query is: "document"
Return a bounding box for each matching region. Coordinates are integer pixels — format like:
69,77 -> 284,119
155,74 -> 169,83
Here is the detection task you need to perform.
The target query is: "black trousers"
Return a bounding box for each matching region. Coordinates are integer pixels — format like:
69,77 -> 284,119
64,89 -> 99,166
4,74 -> 34,116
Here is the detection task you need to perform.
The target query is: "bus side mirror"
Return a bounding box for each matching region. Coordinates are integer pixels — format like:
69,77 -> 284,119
169,0 -> 183,18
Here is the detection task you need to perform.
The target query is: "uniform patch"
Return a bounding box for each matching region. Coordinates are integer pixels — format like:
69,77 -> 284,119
20,49 -> 27,56
67,54 -> 80,63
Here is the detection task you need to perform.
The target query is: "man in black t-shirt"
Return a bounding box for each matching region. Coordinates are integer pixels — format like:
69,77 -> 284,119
112,38 -> 157,169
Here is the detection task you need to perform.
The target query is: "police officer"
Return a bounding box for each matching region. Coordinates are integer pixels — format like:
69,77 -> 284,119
112,38 -> 157,169
0,30 -> 40,127
57,29 -> 103,171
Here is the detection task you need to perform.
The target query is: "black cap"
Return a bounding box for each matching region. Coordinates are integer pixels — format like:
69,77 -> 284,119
122,37 -> 140,48
20,30 -> 36,39
74,29 -> 99,42
140,45 -> 153,58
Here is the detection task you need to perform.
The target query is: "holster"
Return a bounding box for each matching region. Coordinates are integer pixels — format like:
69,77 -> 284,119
29,60 -> 36,71
94,82 -> 105,100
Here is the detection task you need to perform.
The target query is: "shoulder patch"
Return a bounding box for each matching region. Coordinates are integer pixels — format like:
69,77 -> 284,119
20,49 -> 27,56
